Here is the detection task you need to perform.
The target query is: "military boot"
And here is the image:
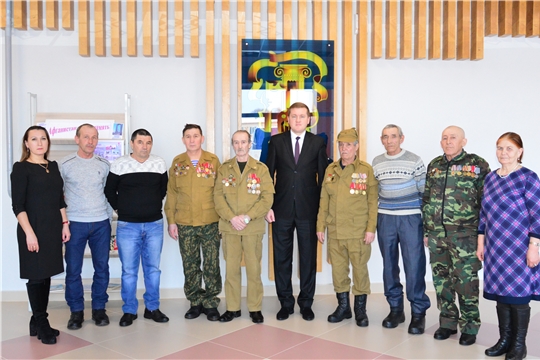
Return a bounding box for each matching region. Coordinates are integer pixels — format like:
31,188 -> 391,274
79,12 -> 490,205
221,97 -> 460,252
354,294 -> 369,327
327,292 -> 352,323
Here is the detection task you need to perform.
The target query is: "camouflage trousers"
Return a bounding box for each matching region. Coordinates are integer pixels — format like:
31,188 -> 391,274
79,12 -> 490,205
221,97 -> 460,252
177,223 -> 222,309
428,232 -> 482,335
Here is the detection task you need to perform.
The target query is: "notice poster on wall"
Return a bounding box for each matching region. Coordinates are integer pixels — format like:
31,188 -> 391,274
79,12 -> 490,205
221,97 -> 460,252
94,140 -> 124,162
39,119 -> 118,140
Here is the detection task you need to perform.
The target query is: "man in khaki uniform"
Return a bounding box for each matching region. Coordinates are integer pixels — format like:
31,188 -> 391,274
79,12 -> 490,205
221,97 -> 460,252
316,128 -> 378,327
164,124 -> 222,321
214,130 -> 274,324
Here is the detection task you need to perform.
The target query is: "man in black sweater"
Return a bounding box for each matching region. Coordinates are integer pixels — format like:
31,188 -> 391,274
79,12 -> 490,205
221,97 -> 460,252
105,129 -> 169,327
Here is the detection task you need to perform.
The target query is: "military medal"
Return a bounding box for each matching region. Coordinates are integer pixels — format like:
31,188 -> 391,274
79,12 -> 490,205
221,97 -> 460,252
222,174 -> 236,187
174,163 -> 189,176
247,173 -> 261,194
197,162 -> 216,179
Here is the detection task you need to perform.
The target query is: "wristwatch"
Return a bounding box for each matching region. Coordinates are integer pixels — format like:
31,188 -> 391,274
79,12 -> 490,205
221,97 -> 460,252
244,216 -> 250,224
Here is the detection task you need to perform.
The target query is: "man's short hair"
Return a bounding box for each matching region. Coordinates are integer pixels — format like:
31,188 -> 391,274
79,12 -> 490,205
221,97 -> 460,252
183,124 -> 203,136
76,123 -> 97,137
287,102 -> 311,117
382,124 -> 403,137
231,130 -> 251,145
131,128 -> 153,141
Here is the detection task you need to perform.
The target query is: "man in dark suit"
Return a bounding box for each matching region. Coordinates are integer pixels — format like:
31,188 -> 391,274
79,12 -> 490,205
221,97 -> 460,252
265,102 -> 328,321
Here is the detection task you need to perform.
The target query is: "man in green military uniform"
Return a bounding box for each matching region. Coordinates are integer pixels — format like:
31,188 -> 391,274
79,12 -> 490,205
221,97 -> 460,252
422,126 -> 490,346
214,130 -> 274,324
164,124 -> 222,321
316,128 -> 378,327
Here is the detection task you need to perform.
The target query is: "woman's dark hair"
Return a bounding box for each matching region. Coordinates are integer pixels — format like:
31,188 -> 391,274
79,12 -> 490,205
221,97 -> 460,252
497,132 -> 524,163
20,126 -> 51,162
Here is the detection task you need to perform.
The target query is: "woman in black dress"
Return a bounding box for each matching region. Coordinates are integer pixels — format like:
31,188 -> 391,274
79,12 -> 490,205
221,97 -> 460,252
11,126 -> 70,345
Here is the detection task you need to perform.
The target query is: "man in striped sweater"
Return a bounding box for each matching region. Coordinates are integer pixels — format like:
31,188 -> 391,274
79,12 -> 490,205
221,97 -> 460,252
372,124 -> 431,335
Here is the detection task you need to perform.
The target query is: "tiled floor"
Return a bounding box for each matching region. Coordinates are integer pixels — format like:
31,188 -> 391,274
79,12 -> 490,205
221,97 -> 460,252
1,292 -> 539,359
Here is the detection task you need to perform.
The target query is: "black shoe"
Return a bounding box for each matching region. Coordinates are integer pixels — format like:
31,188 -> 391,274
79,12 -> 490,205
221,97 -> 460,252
144,308 -> 169,323
459,333 -> 476,346
202,307 -> 220,321
382,310 -> 405,328
91,309 -> 110,327
276,307 -> 294,321
408,315 -> 425,335
300,307 -> 315,321
67,311 -> 84,330
250,311 -> 264,324
119,313 -> 137,327
433,327 -> 458,340
185,304 -> 203,319
219,310 -> 241,322
30,316 -> 59,336
36,320 -> 57,345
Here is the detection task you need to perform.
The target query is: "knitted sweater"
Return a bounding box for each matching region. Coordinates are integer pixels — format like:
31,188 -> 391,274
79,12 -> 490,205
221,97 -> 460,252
372,149 -> 425,215
60,153 -> 111,222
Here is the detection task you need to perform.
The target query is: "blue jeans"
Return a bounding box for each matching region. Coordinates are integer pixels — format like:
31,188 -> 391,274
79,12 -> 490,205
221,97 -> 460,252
116,219 -> 164,314
65,219 -> 111,312
377,213 -> 431,315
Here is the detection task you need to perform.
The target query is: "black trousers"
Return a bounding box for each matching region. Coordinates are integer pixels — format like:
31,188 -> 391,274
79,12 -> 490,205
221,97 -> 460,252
272,213 -> 318,310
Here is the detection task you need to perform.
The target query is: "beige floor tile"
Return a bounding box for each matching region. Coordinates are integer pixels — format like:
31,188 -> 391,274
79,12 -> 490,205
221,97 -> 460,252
47,344 -> 131,359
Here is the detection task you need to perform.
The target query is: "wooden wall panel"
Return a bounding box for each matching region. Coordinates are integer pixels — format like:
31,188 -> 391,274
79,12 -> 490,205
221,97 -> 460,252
0,0 -> 5,29
46,0 -> 58,30
237,0 -> 245,128
414,0 -> 427,59
252,0 -> 261,39
30,0 -> 43,30
111,0 -> 122,57
371,0 -> 383,59
513,0 -> 527,36
191,0 -> 199,57
313,0 -> 323,39
429,0 -> 442,59
471,0 -> 484,60
343,1 -> 353,128
62,0 -> 73,30
328,0 -> 338,161
159,0 -> 168,57
386,0 -> 398,59
94,1 -> 105,57
400,0 -> 413,59
298,0 -> 308,39
78,0 -> 89,56
284,0 -> 292,39
456,0 -> 470,60
268,0 -> 276,39
357,0 -> 369,160
175,0 -> 183,56
499,0 -> 512,36
14,0 -> 27,30
127,0 -> 137,56
526,0 -> 540,37
143,0 -> 153,57
485,0 -> 498,36
222,0 -> 230,160
442,0 -> 456,59
205,0 -> 215,152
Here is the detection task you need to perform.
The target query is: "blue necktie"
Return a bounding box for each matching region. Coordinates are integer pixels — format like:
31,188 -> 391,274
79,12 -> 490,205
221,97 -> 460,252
294,136 -> 300,164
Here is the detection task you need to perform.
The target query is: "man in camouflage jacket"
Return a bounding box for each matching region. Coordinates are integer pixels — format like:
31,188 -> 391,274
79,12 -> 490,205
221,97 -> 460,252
422,126 -> 490,346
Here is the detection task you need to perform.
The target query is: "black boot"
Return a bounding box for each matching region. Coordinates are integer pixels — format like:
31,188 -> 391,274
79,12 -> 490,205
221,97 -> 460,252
327,292 -> 352,323
29,278 -> 60,337
27,279 -> 57,345
485,302 -> 512,357
506,304 -> 530,360
353,294 -> 369,327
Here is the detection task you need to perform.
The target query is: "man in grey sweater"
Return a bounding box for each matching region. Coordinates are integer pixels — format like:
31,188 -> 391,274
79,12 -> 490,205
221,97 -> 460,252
60,124 -> 112,330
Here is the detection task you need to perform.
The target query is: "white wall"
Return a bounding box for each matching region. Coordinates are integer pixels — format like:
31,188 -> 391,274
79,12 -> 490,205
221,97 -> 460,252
2,26 -> 540,299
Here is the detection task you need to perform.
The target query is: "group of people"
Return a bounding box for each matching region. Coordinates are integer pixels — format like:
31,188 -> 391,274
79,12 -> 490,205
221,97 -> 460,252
11,103 -> 539,360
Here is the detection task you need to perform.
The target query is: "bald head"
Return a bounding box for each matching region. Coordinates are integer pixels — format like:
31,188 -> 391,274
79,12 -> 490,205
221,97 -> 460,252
440,126 -> 467,160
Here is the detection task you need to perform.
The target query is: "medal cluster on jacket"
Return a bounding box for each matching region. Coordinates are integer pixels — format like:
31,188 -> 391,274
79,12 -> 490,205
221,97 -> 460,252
247,173 -> 261,195
222,174 -> 236,187
326,173 -> 335,182
196,162 -> 216,178
450,164 -> 480,178
174,163 -> 189,176
350,173 -> 367,195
